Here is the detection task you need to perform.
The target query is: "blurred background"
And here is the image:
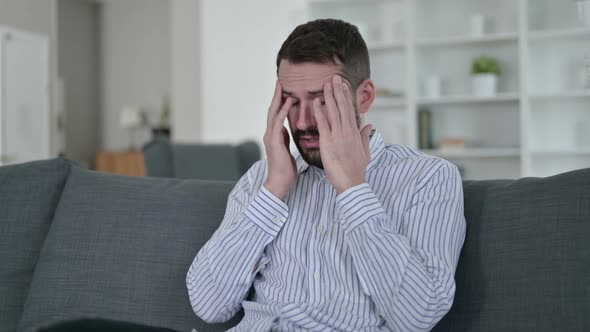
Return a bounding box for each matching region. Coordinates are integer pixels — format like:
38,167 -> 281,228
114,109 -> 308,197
0,0 -> 589,180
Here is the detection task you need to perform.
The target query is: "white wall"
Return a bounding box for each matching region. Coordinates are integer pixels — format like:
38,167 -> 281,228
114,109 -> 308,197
58,0 -> 100,167
0,0 -> 53,34
100,0 -> 170,151
199,0 -> 305,145
170,0 -> 201,143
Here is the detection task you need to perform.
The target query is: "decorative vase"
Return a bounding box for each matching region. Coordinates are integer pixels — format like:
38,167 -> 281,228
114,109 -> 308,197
470,14 -> 486,37
425,75 -> 442,98
151,127 -> 171,138
472,74 -> 498,97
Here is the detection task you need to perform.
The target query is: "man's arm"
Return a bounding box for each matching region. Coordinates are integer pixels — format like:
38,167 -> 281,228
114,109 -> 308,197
186,169 -> 289,323
187,80 -> 296,323
336,161 -> 466,331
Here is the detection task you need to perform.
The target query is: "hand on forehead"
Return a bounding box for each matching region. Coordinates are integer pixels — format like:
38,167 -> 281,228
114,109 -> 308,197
277,61 -> 351,96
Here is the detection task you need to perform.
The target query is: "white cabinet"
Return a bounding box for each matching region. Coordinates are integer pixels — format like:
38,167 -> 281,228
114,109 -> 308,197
0,26 -> 50,166
297,0 -> 590,179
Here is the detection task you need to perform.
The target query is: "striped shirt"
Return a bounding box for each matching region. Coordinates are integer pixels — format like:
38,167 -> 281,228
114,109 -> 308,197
187,131 -> 466,331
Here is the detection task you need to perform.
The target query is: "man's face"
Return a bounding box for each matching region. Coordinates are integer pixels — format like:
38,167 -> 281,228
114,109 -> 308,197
278,60 -> 360,169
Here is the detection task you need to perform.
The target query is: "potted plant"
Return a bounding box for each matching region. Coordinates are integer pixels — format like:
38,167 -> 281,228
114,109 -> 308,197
471,55 -> 501,97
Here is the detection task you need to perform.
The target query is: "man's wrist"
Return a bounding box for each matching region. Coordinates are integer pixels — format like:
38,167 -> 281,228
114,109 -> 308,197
244,185 -> 289,237
335,177 -> 367,194
263,181 -> 288,201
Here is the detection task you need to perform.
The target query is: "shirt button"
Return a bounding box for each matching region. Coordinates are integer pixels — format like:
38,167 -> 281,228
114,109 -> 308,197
317,224 -> 323,233
273,216 -> 281,223
314,272 -> 320,280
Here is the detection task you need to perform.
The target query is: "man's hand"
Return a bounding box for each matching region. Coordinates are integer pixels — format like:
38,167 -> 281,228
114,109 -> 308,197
263,80 -> 297,201
313,75 -> 372,194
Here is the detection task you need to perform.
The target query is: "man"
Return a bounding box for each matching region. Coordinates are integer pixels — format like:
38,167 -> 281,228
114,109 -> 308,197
187,19 -> 466,331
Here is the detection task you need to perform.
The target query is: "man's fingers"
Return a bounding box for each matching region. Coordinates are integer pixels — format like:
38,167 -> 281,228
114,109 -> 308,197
275,96 -> 293,127
342,83 -> 356,128
270,80 -> 283,111
266,96 -> 292,140
333,76 -> 352,129
267,80 -> 283,126
323,81 -> 341,132
313,98 -> 330,136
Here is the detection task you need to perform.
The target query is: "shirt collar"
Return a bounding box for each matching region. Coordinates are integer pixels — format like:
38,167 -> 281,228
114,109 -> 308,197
293,129 -> 386,175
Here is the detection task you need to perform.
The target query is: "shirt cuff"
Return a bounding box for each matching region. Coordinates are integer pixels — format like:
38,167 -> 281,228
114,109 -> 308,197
335,183 -> 386,234
244,185 -> 289,237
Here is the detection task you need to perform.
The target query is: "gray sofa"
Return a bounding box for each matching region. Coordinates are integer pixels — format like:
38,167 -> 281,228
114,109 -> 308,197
142,137 -> 260,180
1,158 -> 588,332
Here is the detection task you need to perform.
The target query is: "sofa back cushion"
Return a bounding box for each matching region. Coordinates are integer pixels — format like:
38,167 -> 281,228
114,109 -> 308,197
172,144 -> 241,180
0,159 -> 72,332
142,137 -> 175,178
143,137 -> 261,181
434,168 -> 590,331
18,166 -> 242,332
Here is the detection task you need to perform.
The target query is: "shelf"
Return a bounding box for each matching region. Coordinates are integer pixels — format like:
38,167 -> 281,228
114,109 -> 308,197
418,93 -> 519,106
528,28 -> 590,40
529,90 -> 590,100
530,148 -> 590,157
309,0 -> 388,4
422,148 -> 521,159
368,41 -> 405,52
416,33 -> 518,48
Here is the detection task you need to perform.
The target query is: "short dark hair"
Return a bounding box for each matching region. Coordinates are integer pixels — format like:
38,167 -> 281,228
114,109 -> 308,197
276,18 -> 371,89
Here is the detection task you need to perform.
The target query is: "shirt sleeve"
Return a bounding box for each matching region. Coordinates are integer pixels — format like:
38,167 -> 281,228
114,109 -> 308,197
186,170 -> 289,323
335,161 -> 466,331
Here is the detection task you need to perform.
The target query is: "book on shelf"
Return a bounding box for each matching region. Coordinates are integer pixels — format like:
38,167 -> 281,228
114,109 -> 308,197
418,108 -> 433,150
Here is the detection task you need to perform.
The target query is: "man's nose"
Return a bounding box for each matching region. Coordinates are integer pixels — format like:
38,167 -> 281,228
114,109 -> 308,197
295,101 -> 317,130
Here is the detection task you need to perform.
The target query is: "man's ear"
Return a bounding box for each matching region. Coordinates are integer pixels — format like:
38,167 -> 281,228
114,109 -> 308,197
356,79 -> 376,115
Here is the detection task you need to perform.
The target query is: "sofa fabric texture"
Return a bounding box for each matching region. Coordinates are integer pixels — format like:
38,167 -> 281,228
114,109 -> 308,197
0,159 -> 73,332
434,168 -> 590,331
0,159 -> 588,331
17,166 -> 241,332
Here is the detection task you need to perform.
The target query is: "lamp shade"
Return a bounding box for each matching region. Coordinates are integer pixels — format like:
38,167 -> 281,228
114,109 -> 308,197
120,106 -> 143,129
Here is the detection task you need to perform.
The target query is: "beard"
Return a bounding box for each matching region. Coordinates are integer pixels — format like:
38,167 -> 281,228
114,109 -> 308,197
293,129 -> 323,169
293,106 -> 361,169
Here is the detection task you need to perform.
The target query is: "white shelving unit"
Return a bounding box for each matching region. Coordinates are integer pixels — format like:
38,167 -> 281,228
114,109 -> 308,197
416,33 -> 519,48
528,28 -> 590,40
298,0 -> 590,179
417,93 -> 519,106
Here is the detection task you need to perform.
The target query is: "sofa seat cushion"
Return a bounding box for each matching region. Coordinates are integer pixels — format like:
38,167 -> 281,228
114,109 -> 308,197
18,166 -> 241,332
0,159 -> 72,332
434,168 -> 590,331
